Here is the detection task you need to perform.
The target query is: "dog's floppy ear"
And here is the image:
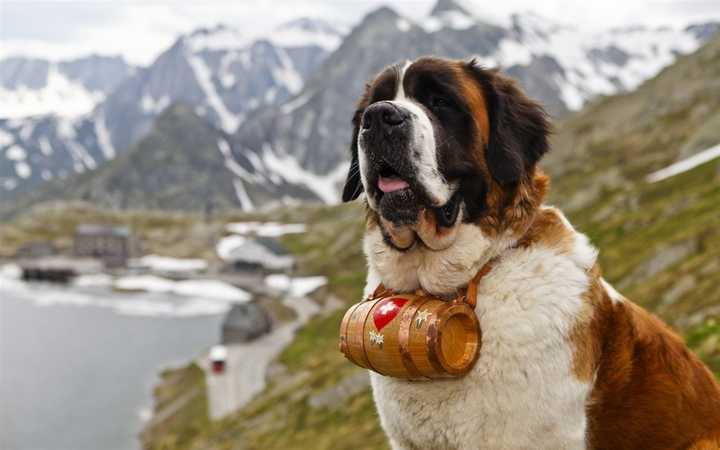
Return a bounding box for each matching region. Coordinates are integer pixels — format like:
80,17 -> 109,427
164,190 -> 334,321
341,86 -> 371,202
468,63 -> 551,185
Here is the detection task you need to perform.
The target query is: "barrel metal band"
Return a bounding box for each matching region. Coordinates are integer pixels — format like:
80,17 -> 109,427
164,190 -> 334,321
360,298 -> 385,375
397,296 -> 432,380
425,302 -> 453,375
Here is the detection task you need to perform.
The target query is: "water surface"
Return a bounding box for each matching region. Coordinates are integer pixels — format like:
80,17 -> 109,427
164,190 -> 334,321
0,279 -> 224,450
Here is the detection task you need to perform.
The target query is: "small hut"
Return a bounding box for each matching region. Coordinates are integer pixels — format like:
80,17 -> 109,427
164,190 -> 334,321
74,224 -> 133,268
221,303 -> 272,344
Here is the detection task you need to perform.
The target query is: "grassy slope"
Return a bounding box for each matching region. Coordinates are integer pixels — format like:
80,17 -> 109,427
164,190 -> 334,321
545,32 -> 720,371
142,363 -> 210,450
0,202 -> 222,260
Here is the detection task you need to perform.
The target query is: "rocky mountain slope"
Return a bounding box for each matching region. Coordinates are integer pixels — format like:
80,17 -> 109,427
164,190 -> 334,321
1,0 -> 716,210
3,104 -> 321,214
0,18 -> 342,202
140,28 -> 720,450
228,0 -> 718,198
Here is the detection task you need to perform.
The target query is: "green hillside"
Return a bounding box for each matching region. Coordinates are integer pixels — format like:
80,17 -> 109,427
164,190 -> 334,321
546,31 -> 720,336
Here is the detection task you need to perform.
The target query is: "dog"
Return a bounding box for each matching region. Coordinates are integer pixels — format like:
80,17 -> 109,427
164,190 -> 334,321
340,56 -> 720,450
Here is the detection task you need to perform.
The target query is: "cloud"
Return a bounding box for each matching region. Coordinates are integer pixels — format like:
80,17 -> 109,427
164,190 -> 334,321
0,0 -> 718,65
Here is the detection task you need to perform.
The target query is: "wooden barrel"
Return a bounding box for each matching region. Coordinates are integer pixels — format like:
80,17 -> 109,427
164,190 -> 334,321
339,292 -> 481,380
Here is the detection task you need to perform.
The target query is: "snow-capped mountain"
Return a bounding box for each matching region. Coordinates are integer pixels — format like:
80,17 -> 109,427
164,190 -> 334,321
0,55 -> 134,119
0,18 -> 343,202
1,1 -> 718,212
223,2 -> 718,207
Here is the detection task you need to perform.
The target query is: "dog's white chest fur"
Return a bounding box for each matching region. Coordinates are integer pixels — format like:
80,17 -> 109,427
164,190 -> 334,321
364,218 -> 596,450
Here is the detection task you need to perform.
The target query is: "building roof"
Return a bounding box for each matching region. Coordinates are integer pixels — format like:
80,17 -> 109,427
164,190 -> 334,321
222,303 -> 272,340
216,236 -> 294,270
253,236 -> 290,256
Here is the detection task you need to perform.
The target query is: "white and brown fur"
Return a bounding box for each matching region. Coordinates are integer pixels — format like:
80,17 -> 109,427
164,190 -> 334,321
341,57 -> 720,450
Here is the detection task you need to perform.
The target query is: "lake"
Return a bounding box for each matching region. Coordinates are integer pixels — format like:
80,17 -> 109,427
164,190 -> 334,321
0,276 -> 225,450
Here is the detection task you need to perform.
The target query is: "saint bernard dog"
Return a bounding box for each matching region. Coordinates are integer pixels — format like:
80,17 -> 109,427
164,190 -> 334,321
341,56 -> 720,450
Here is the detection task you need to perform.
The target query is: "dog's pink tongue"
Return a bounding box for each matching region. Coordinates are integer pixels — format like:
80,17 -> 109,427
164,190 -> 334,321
378,177 -> 409,193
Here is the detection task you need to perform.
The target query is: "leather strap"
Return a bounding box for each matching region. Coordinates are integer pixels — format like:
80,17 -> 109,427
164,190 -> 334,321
459,259 -> 494,309
367,258 -> 494,308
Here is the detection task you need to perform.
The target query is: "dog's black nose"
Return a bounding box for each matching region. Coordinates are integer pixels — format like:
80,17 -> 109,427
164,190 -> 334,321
362,102 -> 407,130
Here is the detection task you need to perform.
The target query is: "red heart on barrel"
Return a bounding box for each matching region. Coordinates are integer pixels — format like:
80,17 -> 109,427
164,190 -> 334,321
373,297 -> 408,331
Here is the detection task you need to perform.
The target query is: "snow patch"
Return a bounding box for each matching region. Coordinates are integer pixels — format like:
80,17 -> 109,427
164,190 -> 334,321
491,15 -> 704,109
280,91 -> 314,115
186,52 -> 240,133
2,178 -> 18,190
5,145 -> 26,161
74,273 -> 114,288
38,136 -> 53,155
396,19 -> 412,32
0,263 -> 21,279
136,255 -> 208,273
173,280 -> 251,302
14,161 -> 31,178
232,179 -> 255,211
271,48 -> 303,94
140,94 -> 171,114
94,112 -> 116,159
268,20 -> 342,52
0,276 -> 236,318
261,144 -> 348,203
264,274 -> 327,297
0,64 -> 105,119
646,143 -> 720,183
224,221 -> 306,237
65,139 -> 96,171
0,129 -> 14,147
217,138 -> 263,187
114,275 -> 251,302
19,122 -> 34,140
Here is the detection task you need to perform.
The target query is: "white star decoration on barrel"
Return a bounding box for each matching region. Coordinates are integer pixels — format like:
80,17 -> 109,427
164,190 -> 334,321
415,309 -> 431,328
369,330 -> 384,348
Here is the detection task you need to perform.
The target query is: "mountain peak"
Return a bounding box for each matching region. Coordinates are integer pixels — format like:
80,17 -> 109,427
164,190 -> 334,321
269,17 -> 343,51
183,24 -> 245,52
430,0 -> 471,17
276,17 -> 341,36
363,6 -> 401,24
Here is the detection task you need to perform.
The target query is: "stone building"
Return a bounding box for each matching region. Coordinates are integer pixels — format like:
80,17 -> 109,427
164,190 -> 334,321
74,224 -> 133,268
221,303 -> 272,344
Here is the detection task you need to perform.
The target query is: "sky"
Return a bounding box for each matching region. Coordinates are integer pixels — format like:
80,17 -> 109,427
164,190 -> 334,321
1,0 -> 720,65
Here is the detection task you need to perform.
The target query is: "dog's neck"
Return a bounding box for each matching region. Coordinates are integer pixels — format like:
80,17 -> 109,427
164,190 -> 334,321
363,220 -> 517,297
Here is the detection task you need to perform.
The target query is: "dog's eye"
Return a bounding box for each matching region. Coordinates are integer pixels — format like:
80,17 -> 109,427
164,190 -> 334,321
429,95 -> 450,110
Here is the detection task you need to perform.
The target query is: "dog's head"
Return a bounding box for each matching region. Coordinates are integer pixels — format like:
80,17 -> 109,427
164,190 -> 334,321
343,57 -> 550,257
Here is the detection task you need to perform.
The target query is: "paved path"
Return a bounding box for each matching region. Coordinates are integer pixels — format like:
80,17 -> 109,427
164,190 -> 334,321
203,295 -> 319,420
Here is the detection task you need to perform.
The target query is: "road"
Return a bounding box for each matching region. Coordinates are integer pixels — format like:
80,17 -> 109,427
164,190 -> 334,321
202,295 -> 319,420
